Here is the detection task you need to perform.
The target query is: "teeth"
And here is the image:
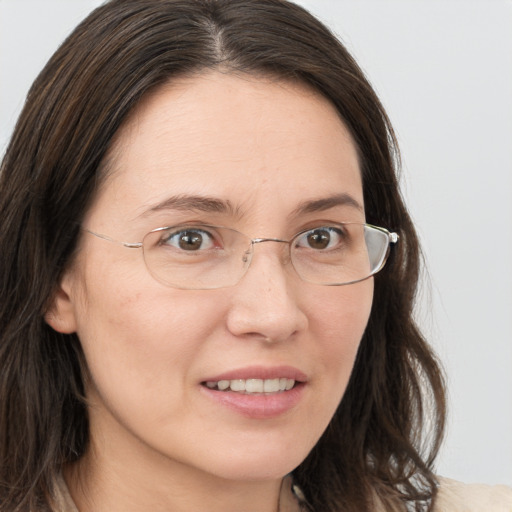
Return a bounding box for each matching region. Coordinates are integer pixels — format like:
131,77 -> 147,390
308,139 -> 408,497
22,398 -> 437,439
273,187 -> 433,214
263,378 -> 279,393
246,379 -> 264,393
204,378 -> 296,394
217,380 -> 230,390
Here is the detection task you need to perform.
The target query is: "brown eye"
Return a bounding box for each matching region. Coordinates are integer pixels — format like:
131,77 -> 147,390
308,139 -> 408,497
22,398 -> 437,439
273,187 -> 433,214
163,229 -> 215,251
296,227 -> 344,250
307,229 -> 330,249
179,231 -> 204,250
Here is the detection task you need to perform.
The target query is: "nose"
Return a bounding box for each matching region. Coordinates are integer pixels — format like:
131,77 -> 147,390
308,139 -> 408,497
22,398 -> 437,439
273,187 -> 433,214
225,243 -> 308,343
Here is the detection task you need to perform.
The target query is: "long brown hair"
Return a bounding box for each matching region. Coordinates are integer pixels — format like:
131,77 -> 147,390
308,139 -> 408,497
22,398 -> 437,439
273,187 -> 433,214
0,1 -> 446,510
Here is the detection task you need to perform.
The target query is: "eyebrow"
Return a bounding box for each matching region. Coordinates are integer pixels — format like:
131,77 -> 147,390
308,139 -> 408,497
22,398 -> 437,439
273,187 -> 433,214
291,193 -> 364,216
138,194 -> 241,218
138,192 -> 363,219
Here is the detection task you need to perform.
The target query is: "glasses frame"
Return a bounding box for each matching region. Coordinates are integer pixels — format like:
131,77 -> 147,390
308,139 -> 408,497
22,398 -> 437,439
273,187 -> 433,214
82,223 -> 399,289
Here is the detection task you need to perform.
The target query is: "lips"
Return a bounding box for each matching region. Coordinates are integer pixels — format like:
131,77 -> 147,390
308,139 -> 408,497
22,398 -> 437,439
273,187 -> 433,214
200,365 -> 307,418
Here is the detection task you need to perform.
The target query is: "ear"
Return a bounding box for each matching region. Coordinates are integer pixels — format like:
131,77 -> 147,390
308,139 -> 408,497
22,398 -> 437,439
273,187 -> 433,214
45,272 -> 79,334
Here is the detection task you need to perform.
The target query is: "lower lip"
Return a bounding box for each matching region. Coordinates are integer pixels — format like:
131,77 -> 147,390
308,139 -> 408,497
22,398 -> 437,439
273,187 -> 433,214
200,383 -> 305,419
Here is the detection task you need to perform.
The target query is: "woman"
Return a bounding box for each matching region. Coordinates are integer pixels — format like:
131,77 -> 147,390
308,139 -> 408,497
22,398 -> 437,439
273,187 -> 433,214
0,1 -> 510,511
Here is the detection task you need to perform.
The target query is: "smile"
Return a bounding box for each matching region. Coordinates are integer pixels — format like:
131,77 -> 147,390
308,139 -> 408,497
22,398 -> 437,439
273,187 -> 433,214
204,378 -> 296,394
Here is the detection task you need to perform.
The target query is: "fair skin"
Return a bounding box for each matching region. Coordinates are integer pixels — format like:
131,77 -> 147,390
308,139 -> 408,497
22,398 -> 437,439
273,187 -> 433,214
46,72 -> 373,512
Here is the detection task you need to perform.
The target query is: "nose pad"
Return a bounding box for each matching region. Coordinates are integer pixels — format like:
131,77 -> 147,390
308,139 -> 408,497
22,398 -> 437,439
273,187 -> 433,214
238,239 -> 293,284
226,241 -> 308,343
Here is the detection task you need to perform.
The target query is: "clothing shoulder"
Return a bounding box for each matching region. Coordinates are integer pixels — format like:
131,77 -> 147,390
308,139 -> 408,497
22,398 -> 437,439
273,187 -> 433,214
434,477 -> 512,511
51,473 -> 78,512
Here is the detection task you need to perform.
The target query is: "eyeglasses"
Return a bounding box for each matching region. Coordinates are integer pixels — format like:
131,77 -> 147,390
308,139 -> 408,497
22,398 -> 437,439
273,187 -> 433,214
83,223 -> 398,290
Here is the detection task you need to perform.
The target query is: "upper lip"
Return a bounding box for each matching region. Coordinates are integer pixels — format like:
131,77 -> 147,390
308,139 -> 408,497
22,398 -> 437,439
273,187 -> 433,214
202,365 -> 308,383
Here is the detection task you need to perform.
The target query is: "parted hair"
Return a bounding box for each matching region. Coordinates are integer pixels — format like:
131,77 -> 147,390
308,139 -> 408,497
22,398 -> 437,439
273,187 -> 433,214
0,1 -> 446,511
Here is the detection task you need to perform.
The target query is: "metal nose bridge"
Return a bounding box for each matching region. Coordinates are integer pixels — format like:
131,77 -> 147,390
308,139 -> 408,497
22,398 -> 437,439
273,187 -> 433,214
244,237 -> 292,267
251,237 -> 290,245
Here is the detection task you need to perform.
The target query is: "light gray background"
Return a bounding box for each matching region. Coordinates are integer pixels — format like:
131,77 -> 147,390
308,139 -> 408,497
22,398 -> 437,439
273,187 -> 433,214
1,0 -> 511,485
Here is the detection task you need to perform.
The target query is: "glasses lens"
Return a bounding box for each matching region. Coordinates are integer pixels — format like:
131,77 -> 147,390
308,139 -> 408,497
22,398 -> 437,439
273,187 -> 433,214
142,225 -> 251,290
364,224 -> 392,276
291,223 -> 392,285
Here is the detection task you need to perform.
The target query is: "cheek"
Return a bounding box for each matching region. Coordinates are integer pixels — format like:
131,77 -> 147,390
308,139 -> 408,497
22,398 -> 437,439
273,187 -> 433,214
314,276 -> 372,331
71,256 -> 224,403
72,289 -> 232,450
76,290 -> 214,372
308,279 -> 373,388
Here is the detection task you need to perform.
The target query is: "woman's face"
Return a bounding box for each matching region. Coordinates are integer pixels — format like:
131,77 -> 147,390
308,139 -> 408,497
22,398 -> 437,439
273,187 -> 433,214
49,72 -> 373,482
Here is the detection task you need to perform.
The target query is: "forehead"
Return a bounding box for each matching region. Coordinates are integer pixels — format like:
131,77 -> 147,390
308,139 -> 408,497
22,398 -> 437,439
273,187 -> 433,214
87,72 -> 363,231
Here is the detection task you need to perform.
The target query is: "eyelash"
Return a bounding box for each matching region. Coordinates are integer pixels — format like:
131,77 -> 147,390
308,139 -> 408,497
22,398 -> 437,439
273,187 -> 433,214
160,228 -> 219,251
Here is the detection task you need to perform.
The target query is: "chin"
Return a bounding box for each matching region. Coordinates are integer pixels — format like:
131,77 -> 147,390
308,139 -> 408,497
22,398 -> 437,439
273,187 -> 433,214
189,434 -> 312,482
